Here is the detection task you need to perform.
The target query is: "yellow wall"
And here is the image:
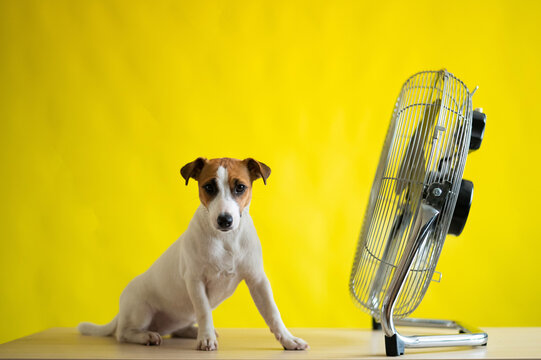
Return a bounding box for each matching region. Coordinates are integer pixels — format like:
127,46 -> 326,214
1,0 -> 540,344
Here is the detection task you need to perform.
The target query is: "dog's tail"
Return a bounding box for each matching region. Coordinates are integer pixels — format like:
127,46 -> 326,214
78,315 -> 118,337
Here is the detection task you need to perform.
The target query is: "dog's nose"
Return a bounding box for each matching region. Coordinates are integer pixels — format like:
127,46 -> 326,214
217,213 -> 233,229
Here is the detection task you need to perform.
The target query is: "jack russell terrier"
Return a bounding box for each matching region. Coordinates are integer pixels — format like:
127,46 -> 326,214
78,157 -> 308,351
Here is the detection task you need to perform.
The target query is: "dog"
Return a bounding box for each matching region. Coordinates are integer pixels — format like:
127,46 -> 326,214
78,157 -> 308,351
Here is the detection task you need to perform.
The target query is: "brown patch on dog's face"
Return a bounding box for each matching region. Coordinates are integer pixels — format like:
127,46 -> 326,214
181,157 -> 271,214
195,159 -> 220,209
225,159 -> 253,213
196,158 -> 252,213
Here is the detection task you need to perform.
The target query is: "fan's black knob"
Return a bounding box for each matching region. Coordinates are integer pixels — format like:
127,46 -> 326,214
470,109 -> 486,150
448,179 -> 473,236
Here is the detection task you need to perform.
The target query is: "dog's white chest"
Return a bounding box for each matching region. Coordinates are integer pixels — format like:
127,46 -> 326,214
207,237 -> 241,277
203,237 -> 244,308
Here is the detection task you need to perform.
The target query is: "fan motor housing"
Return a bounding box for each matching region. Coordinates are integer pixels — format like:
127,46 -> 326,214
448,179 -> 473,236
470,110 -> 486,150
449,108 -> 485,236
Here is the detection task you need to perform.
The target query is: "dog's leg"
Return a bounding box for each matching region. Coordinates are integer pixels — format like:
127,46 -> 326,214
171,324 -> 198,339
246,275 -> 308,350
172,324 -> 219,339
185,278 -> 218,351
116,300 -> 163,346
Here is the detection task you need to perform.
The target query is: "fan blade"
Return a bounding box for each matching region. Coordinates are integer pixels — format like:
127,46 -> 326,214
395,98 -> 442,196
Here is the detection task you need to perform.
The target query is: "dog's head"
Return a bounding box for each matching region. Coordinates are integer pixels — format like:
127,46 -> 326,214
180,157 -> 271,232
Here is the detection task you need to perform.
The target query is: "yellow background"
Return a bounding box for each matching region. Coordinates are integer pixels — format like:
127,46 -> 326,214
1,0 -> 540,344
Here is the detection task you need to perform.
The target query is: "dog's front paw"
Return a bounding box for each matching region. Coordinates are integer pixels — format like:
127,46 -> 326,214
196,333 -> 218,351
144,331 -> 163,346
278,334 -> 309,350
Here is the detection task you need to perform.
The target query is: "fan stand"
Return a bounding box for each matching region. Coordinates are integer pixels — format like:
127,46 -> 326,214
374,184 -> 488,356
375,318 -> 488,356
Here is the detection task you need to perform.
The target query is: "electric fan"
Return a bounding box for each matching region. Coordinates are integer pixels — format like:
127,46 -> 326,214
349,70 -> 487,356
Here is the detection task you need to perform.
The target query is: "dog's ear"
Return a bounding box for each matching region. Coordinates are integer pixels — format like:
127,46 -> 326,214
180,157 -> 207,185
243,158 -> 271,185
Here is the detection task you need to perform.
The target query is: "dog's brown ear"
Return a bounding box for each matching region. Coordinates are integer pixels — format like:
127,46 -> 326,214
244,158 -> 271,185
180,157 -> 207,185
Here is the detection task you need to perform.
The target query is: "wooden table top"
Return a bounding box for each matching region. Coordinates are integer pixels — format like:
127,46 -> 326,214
0,327 -> 539,359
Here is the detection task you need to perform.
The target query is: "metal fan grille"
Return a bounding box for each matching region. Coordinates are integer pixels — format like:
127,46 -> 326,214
350,70 -> 472,319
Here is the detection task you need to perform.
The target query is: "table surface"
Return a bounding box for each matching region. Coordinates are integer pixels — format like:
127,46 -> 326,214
0,327 -> 539,359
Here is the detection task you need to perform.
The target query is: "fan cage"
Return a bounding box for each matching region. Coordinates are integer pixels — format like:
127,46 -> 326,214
350,70 -> 472,319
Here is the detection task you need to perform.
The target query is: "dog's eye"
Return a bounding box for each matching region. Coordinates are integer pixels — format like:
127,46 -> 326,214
203,183 -> 216,195
234,184 -> 246,194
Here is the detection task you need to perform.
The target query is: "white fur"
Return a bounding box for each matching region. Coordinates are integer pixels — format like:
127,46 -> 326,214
78,169 -> 308,351
207,166 -> 240,231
